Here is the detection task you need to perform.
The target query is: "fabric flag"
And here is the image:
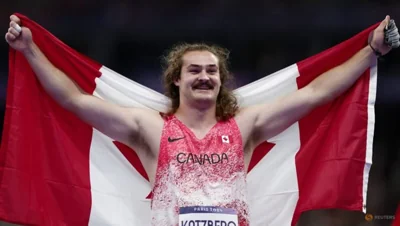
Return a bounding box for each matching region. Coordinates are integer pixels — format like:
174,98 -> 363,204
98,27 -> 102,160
0,13 -> 378,226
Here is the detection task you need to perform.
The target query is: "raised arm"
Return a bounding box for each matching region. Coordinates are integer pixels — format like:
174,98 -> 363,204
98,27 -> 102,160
5,15 -> 151,147
238,16 -> 398,147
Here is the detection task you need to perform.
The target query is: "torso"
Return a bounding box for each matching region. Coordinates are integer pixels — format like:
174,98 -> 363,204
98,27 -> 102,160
130,110 -> 256,226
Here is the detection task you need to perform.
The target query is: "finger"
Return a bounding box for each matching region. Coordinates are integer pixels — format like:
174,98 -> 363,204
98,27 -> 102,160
10,15 -> 21,25
9,21 -> 22,33
9,18 -> 21,33
8,27 -> 20,37
5,32 -> 16,42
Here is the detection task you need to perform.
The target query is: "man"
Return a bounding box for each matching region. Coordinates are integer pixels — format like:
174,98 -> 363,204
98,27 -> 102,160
4,14 -> 397,226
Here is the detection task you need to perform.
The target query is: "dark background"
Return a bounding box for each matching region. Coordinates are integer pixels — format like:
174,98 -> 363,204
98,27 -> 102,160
0,1 -> 399,226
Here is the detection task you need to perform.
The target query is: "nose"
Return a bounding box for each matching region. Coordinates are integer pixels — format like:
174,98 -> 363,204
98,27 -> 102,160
198,70 -> 210,81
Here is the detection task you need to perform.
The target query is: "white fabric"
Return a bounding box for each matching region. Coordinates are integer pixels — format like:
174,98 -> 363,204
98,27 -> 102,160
363,62 -> 378,212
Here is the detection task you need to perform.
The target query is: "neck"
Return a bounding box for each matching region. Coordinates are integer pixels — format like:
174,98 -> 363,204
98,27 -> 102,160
174,100 -> 217,130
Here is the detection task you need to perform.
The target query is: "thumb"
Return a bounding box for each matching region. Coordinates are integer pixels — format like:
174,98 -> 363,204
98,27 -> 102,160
378,15 -> 390,30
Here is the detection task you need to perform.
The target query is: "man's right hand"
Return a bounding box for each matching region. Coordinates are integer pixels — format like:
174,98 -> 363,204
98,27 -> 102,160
5,15 -> 33,53
3,13 -> 163,183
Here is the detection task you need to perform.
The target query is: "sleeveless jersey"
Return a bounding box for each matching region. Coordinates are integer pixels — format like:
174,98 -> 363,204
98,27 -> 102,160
150,114 -> 250,226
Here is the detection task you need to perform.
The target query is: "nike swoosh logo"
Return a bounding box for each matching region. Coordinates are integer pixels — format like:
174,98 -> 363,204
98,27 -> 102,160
168,136 -> 185,142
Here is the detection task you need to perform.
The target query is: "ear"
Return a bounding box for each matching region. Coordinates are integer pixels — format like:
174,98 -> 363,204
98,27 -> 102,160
173,78 -> 180,87
173,73 -> 181,86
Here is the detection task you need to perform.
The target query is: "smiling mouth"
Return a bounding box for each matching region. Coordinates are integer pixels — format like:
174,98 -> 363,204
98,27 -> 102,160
194,87 -> 212,91
193,84 -> 213,90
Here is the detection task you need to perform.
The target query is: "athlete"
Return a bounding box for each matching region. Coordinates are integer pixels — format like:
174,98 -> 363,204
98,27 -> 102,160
5,14 -> 398,225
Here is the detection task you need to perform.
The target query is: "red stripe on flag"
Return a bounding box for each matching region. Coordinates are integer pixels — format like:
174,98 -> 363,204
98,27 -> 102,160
292,23 -> 379,225
0,13 -> 102,225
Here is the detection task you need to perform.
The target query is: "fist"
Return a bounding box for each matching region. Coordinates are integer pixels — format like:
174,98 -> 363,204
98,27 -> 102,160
5,15 -> 33,53
369,15 -> 395,56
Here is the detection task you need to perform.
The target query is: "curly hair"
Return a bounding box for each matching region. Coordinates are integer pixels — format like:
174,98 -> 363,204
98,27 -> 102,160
161,42 -> 239,121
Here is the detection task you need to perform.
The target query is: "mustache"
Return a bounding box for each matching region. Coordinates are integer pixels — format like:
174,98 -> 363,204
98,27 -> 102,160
192,81 -> 214,89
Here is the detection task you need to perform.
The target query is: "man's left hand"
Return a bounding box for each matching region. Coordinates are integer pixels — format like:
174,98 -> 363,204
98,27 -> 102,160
370,15 -> 395,56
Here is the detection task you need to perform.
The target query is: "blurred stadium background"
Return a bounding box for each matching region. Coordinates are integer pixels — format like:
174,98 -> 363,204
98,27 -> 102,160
0,1 -> 399,225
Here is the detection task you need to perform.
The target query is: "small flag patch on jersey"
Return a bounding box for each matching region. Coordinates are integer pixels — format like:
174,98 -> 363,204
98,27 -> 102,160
221,135 -> 230,144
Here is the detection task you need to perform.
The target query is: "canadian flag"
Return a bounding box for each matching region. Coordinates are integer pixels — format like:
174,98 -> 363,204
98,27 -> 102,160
0,13 -> 379,226
221,135 -> 230,144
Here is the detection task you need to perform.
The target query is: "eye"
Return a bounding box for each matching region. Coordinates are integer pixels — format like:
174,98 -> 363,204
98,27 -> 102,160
189,69 -> 201,74
207,69 -> 217,74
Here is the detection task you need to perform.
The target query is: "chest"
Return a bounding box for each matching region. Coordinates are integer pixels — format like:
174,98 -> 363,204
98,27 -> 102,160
164,122 -> 239,155
159,119 -> 244,175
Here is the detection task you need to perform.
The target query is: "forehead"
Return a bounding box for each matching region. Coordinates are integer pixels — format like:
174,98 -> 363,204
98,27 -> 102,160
181,51 -> 219,67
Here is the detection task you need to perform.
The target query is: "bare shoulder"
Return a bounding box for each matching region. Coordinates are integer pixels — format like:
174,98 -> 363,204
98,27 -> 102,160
123,108 -> 165,184
129,107 -> 165,155
132,107 -> 165,132
234,106 -> 259,148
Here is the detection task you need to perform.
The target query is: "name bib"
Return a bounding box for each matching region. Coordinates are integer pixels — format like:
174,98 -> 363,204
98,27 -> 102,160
179,206 -> 238,226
